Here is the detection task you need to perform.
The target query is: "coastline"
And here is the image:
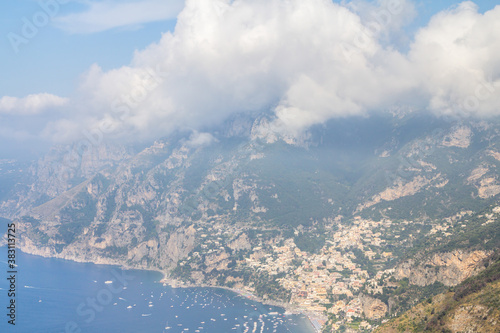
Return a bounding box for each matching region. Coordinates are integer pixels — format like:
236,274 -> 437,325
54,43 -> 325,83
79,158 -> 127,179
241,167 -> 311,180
157,274 -> 302,313
0,246 -> 320,333
11,245 -> 321,332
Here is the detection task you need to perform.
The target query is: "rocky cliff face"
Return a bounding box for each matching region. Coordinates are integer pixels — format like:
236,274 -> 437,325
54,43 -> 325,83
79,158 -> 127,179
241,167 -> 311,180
359,294 -> 388,319
375,256 -> 500,333
0,143 -> 132,218
17,215 -> 199,272
395,250 -> 490,286
3,117 -> 500,276
448,303 -> 497,332
7,117 -> 500,232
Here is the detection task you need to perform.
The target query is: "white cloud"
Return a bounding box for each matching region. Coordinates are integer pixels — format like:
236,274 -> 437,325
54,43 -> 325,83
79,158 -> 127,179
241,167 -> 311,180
67,0 -> 416,141
0,93 -> 68,115
54,0 -> 185,34
409,2 -> 500,117
186,131 -> 218,147
344,0 -> 417,44
10,0 -> 500,144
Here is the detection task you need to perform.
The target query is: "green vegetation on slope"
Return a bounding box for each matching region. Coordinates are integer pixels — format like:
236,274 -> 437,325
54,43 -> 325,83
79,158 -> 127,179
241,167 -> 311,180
375,253 -> 500,333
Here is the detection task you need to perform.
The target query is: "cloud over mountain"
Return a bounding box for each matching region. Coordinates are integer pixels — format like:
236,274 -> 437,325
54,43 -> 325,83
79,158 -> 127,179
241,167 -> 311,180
409,1 -> 500,117
4,0 -> 500,144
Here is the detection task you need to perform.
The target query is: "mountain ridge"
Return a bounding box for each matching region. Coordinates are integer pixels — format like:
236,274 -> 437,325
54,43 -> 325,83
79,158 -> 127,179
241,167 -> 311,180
2,113 -> 500,332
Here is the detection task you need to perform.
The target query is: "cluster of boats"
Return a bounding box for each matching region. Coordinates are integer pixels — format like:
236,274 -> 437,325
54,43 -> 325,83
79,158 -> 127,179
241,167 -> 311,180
103,281 -> 304,332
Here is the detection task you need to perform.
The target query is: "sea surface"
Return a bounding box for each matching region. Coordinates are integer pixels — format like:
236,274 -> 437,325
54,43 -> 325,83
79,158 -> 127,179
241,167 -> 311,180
0,246 -> 315,333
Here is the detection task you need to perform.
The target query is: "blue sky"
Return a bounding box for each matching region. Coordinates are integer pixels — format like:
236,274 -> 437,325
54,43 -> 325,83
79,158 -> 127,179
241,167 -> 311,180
0,0 -> 499,159
0,0 -> 181,97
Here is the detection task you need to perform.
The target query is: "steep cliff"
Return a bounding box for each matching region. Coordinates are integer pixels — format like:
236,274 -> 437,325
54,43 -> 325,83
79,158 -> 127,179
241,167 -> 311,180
375,253 -> 500,333
395,250 -> 491,286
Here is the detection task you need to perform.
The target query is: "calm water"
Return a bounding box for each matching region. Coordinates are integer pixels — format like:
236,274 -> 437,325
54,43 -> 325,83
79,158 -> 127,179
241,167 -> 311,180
0,246 -> 315,333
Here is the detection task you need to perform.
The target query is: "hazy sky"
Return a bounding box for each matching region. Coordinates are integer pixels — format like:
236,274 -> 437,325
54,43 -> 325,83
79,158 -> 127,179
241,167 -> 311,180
0,0 -> 499,158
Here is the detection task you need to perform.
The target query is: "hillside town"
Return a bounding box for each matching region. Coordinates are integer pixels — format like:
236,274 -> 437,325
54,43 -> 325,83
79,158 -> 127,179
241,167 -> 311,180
169,216 -> 427,331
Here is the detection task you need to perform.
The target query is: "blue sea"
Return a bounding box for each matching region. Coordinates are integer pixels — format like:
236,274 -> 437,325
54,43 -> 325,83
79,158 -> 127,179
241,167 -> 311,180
0,246 -> 315,333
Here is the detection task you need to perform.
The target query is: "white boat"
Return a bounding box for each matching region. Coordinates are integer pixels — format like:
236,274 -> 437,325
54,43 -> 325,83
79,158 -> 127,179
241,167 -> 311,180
105,281 -> 113,284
